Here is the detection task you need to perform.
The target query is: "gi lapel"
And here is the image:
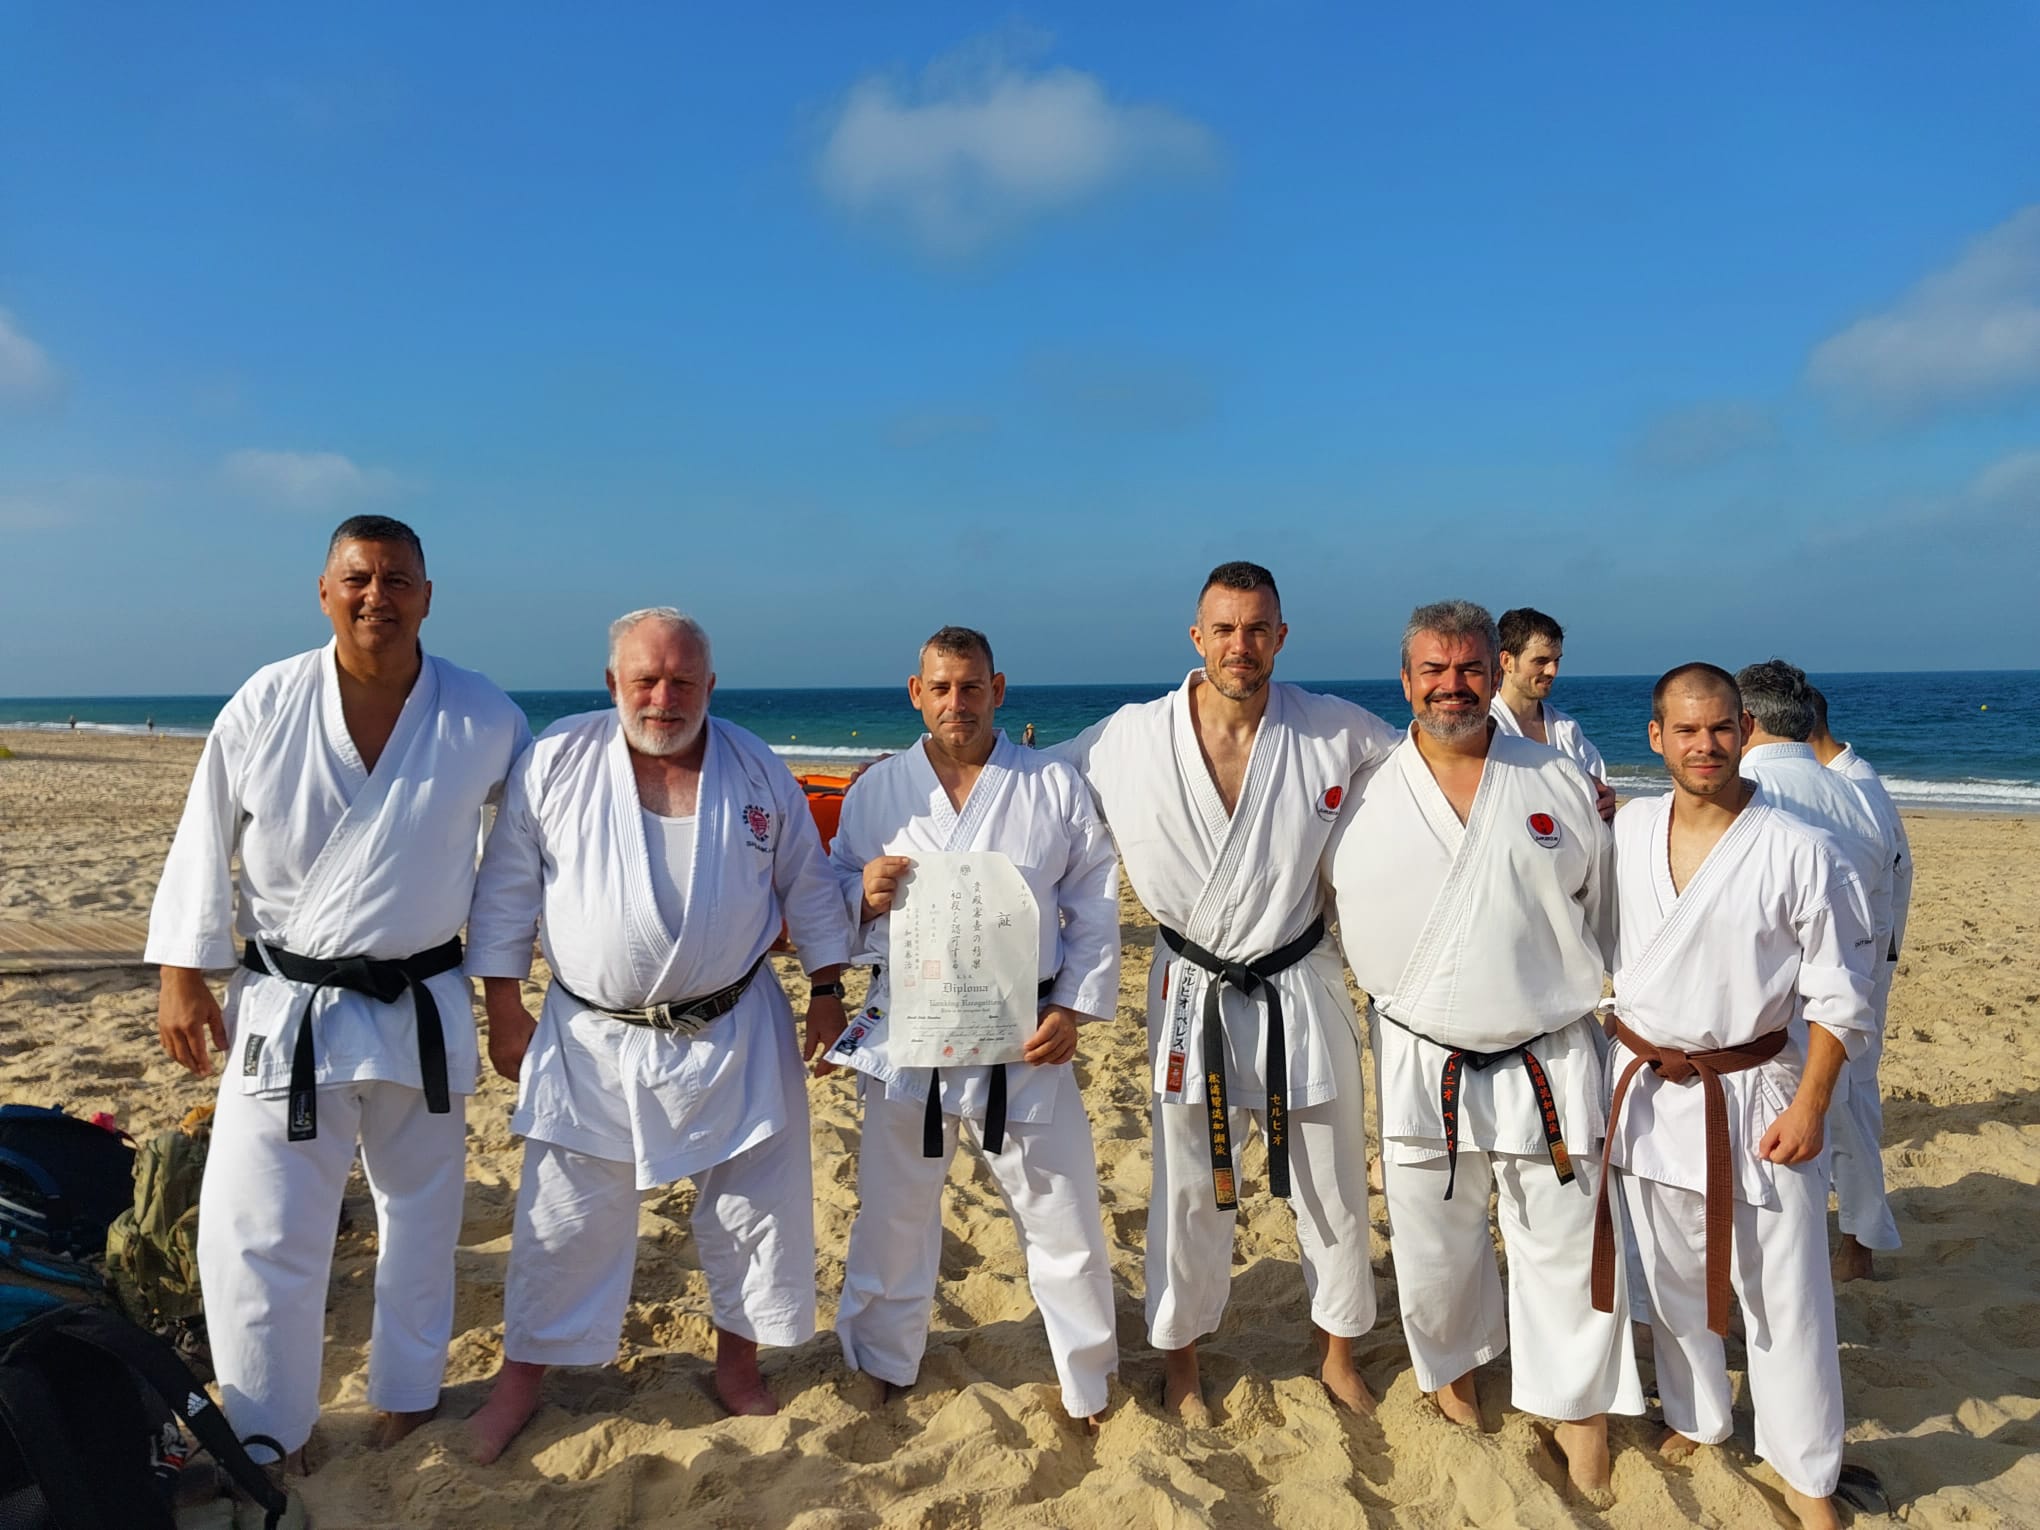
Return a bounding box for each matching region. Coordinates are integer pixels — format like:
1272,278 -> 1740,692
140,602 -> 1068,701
1386,731 -> 1492,1009
1627,792 -> 1771,997
606,712 -> 681,998
284,648 -> 442,954
1179,678 -> 1277,950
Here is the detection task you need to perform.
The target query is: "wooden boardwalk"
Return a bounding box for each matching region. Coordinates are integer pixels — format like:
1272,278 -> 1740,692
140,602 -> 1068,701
0,916 -> 153,974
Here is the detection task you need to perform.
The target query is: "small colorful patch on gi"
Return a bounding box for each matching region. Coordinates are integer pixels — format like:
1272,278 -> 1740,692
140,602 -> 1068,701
1315,783 -> 1345,822
742,803 -> 771,844
1526,811 -> 1562,848
831,1008 -> 880,1058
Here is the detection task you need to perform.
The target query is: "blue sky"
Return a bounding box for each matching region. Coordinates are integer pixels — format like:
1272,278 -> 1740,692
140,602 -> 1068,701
3,2 -> 2037,693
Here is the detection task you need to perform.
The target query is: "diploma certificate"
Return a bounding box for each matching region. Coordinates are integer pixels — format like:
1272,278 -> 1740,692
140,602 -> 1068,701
886,850 -> 1040,1068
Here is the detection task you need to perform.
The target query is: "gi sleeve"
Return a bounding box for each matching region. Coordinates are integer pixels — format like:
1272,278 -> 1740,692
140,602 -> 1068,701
1048,768 -> 1121,1022
1795,844 -> 1878,1057
1038,714 -> 1115,821
144,696 -> 251,971
1576,729 -> 1610,786
772,761 -> 853,973
826,771 -> 888,965
1559,758 -> 1616,969
465,739 -> 547,980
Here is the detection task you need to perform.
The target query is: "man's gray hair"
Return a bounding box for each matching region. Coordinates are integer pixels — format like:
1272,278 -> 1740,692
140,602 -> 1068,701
1400,599 -> 1499,671
608,607 -> 713,673
1736,658 -> 1814,741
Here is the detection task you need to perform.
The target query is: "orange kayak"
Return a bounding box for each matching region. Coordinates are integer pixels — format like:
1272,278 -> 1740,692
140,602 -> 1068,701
772,772 -> 857,953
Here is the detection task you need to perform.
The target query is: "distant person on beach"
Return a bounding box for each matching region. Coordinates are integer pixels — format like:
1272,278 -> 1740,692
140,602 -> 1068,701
1808,685 -> 1913,1282
67,714 -> 75,730
1046,560 -> 1399,1420
145,715 -> 154,736
1734,660 -> 1898,1283
1325,600 -> 1639,1505
1021,721 -> 1036,747
146,514 -> 529,1465
1491,607 -> 1616,821
463,607 -> 851,1463
826,625 -> 1121,1426
1601,663 -> 1877,1530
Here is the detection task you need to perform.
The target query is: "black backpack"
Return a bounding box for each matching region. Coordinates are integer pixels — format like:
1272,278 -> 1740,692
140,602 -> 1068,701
0,1302 -> 290,1530
0,1107 -> 137,1261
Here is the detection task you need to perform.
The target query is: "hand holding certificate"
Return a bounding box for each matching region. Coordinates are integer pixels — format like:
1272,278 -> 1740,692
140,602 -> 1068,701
887,850 -> 1040,1068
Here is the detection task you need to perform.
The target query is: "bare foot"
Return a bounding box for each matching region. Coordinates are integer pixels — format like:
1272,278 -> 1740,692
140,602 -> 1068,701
1658,1427 -> 1702,1465
469,1362 -> 546,1465
715,1329 -> 777,1417
1781,1483 -> 1842,1530
1435,1371 -> 1481,1428
848,1370 -> 893,1411
1315,1328 -> 1377,1416
1552,1415 -> 1614,1508
372,1404 -> 438,1448
1162,1344 -> 1209,1426
1832,1235 -> 1875,1283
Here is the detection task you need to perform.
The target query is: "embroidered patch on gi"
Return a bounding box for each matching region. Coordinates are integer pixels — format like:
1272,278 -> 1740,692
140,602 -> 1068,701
832,1009 -> 879,1058
1315,783 -> 1345,822
742,803 -> 771,845
1527,812 -> 1562,848
242,1033 -> 265,1076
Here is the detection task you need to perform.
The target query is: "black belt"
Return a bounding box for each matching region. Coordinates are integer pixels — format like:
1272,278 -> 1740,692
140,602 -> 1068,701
241,936 -> 464,1143
875,968 -> 1058,1159
553,952 -> 766,1034
1377,1010 -> 1575,1200
1158,916 -> 1325,1210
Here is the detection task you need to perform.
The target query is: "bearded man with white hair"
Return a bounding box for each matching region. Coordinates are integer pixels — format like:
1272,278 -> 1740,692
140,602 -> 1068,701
464,607 -> 852,1462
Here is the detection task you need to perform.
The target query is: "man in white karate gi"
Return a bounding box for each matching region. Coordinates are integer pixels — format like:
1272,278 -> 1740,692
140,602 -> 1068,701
149,515 -> 530,1461
1491,606 -> 1617,822
1734,659 -> 1900,1283
1328,600 -> 1641,1505
1598,663 -> 1877,1530
463,608 -> 851,1462
826,626 -> 1121,1425
1806,684 -> 1913,1283
1050,561 -> 1400,1421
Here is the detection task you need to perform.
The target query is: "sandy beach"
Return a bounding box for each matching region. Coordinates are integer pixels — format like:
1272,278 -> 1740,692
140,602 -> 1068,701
2,728 -> 2035,1529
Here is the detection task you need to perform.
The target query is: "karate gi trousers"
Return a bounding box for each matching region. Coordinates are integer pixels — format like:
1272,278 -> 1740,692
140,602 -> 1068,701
836,1067 -> 1118,1419
1620,1158 -> 1845,1499
503,1122 -> 816,1365
199,1077 -> 469,1453
1829,970 -> 1901,1251
1380,1147 -> 1643,1420
1146,1023 -> 1374,1350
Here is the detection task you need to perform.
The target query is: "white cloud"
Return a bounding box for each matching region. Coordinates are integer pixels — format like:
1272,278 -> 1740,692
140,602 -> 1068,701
0,310 -> 59,404
816,39 -> 1218,256
220,448 -> 400,511
1633,400 -> 1778,471
1807,205 -> 2040,418
1973,449 -> 2040,510
0,496 -> 69,532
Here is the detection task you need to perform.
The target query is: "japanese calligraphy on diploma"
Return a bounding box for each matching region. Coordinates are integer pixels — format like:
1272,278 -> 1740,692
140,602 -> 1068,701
887,851 -> 1040,1067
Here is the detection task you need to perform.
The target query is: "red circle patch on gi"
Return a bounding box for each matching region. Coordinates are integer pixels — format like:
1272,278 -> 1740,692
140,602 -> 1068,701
1526,812 -> 1561,848
1315,784 -> 1345,822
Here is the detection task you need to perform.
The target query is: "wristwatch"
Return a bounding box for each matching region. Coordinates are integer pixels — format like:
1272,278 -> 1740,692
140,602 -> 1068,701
809,981 -> 846,1000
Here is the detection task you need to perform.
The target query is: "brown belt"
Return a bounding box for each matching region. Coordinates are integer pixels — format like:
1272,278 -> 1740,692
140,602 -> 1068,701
1589,1016 -> 1788,1336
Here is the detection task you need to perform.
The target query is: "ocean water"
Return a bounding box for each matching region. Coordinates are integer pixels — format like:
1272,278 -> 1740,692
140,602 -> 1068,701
4,670 -> 2036,811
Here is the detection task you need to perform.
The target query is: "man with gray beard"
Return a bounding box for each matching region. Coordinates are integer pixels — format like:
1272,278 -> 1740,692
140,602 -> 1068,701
463,608 -> 851,1462
1325,601 -> 1639,1505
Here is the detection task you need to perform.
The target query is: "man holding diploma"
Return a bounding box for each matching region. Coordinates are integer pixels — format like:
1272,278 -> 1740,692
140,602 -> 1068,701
826,626 -> 1122,1426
